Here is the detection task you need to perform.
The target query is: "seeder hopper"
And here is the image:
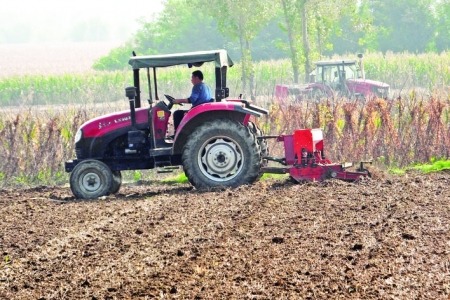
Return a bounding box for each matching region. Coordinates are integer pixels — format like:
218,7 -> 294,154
261,128 -> 371,182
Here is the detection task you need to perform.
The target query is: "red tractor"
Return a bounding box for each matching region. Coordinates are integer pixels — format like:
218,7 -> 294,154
65,50 -> 370,199
275,54 -> 390,103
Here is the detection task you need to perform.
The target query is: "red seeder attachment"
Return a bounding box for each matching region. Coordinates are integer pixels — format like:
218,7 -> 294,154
261,129 -> 371,182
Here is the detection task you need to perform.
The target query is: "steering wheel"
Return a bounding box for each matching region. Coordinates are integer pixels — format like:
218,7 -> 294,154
164,94 -> 174,104
163,94 -> 175,110
164,94 -> 183,110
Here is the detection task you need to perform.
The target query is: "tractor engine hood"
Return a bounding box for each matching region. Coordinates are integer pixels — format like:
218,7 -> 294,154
79,107 -> 149,138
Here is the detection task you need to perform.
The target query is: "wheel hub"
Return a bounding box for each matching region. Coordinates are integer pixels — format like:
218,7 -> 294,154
200,138 -> 242,179
81,173 -> 101,192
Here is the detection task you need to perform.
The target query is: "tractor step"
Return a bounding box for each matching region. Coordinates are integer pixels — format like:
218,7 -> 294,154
156,166 -> 180,173
150,147 -> 172,156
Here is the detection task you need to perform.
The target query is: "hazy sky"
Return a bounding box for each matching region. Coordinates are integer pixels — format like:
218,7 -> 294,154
1,0 -> 165,43
3,0 -> 164,19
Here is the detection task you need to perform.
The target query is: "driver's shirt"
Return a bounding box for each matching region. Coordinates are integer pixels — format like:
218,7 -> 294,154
188,82 -> 212,108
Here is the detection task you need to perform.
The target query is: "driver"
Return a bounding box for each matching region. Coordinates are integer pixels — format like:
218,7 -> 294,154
171,70 -> 212,134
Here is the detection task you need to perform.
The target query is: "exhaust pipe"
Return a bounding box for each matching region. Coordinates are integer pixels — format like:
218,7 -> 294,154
125,86 -> 137,129
357,53 -> 365,80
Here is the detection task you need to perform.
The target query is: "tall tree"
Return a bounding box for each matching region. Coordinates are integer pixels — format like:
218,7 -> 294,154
435,0 -> 450,52
196,0 -> 276,100
281,0 -> 302,83
133,0 -> 227,55
250,18 -> 289,61
94,0 -> 231,71
369,0 -> 435,53
328,0 -> 378,54
281,0 -> 358,83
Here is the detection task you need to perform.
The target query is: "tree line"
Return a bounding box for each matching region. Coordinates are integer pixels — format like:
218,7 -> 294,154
93,0 -> 450,98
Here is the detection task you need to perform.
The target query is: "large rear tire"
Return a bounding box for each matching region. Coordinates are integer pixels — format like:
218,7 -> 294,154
311,87 -> 326,102
182,119 -> 261,189
69,160 -> 113,199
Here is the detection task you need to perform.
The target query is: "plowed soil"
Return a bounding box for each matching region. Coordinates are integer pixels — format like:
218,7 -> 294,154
1,169 -> 450,299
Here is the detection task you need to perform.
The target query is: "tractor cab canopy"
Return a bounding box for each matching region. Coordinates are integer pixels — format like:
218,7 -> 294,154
129,49 -> 234,69
314,59 -> 357,67
310,59 -> 362,84
128,49 -> 234,107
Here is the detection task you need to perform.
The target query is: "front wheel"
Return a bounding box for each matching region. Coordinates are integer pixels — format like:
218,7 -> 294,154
110,170 -> 122,194
69,160 -> 113,199
182,119 -> 261,189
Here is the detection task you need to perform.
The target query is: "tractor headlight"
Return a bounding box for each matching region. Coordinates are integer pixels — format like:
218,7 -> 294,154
74,129 -> 83,144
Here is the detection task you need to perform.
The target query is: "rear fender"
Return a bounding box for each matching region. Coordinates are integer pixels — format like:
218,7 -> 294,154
172,102 -> 260,154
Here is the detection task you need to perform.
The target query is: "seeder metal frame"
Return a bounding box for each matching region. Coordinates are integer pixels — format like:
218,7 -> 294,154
261,129 -> 371,182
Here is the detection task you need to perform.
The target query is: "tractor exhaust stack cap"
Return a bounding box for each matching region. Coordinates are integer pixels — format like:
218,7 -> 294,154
125,86 -> 137,100
357,53 -> 365,80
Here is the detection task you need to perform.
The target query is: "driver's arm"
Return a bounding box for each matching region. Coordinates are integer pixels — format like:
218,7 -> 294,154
173,98 -> 190,104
